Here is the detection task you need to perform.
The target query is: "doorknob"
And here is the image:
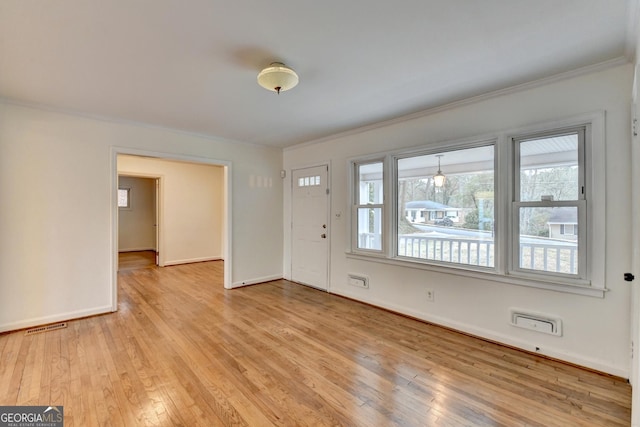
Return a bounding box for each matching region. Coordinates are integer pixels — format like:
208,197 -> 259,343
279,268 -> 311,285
322,224 -> 327,228
321,233 -> 327,239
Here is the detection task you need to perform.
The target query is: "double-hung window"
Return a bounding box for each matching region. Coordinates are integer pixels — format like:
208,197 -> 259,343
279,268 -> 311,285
511,127 -> 587,282
353,161 -> 384,252
349,115 -> 602,294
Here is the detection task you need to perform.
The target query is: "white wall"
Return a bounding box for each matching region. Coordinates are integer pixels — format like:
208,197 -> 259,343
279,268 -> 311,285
118,155 -> 224,265
0,102 -> 283,332
118,176 -> 156,252
284,63 -> 634,376
629,20 -> 640,425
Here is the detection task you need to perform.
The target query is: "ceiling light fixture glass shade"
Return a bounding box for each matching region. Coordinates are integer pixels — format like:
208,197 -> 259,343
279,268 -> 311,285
257,62 -> 299,94
433,155 -> 446,187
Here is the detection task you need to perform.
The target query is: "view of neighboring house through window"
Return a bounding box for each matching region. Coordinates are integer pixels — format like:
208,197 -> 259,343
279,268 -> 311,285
559,223 -> 577,236
354,161 -> 384,251
396,145 -> 495,267
512,128 -> 585,279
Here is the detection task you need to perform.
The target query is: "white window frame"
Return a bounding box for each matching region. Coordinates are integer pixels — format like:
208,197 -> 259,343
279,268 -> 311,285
510,126 -> 587,283
392,141 -> 497,270
347,112 -> 606,297
352,159 -> 385,255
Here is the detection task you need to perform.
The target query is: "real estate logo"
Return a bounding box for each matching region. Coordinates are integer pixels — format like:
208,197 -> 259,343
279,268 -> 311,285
0,406 -> 63,427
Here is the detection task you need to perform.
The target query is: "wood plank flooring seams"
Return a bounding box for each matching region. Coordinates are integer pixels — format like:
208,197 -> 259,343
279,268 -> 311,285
0,261 -> 631,426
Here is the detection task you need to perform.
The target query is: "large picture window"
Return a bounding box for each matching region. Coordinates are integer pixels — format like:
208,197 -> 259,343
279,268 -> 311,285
396,145 -> 494,268
349,117 -> 602,294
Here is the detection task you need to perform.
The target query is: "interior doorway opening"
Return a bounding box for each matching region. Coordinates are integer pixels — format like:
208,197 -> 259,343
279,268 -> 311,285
112,150 -> 231,311
117,175 -> 159,271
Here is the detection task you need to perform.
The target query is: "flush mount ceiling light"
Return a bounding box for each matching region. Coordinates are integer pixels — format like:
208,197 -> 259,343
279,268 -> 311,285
433,154 -> 446,188
257,62 -> 299,94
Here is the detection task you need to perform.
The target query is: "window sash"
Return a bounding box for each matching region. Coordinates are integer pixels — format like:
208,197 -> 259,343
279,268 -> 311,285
393,144 -> 496,270
353,160 -> 385,254
510,200 -> 587,281
510,126 -> 587,281
353,205 -> 384,252
513,128 -> 585,203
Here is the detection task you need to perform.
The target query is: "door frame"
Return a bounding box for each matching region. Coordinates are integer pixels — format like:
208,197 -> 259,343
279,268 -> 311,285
111,147 -> 232,312
631,64 -> 640,427
117,174 -> 162,266
290,162 -> 331,291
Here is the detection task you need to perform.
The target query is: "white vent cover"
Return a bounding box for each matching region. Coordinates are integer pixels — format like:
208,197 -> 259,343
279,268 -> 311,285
348,274 -> 369,288
510,309 -> 562,336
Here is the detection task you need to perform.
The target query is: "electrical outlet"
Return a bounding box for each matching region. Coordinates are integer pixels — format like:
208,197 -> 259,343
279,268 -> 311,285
426,289 -> 434,302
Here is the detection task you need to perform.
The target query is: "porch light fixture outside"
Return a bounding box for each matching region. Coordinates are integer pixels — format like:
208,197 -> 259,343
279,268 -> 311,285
433,155 -> 446,188
257,62 -> 299,94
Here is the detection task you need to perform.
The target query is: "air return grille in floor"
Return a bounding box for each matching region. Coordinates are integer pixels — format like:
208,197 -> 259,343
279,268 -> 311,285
25,322 -> 67,336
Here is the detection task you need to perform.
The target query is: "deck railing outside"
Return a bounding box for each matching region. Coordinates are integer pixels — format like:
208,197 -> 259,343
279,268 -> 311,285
359,233 -> 578,274
398,234 -> 495,267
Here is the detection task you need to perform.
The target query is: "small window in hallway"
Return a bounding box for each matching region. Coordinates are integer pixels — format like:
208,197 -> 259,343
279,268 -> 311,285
118,188 -> 131,208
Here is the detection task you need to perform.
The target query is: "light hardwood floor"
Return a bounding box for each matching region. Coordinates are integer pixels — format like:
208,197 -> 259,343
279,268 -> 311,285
0,261 -> 631,426
119,250 -> 156,271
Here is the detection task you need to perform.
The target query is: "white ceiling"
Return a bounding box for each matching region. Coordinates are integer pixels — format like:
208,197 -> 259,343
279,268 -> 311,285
0,1 -> 637,148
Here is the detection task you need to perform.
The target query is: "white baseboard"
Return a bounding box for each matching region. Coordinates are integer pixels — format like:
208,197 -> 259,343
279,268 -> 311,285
163,256 -> 222,266
119,247 -> 155,253
330,288 -> 628,378
232,274 -> 282,288
0,305 -> 115,334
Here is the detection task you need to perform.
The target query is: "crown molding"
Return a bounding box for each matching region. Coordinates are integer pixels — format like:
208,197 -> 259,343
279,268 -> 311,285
287,56 -> 630,151
0,97 -> 281,152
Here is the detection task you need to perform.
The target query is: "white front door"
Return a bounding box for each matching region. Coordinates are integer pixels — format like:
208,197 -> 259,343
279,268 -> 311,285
291,165 -> 329,290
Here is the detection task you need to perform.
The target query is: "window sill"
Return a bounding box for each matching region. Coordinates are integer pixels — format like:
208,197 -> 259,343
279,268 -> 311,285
345,252 -> 607,298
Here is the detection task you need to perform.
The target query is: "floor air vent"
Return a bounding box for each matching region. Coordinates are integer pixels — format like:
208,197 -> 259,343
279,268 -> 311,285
25,322 -> 68,336
510,310 -> 561,336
